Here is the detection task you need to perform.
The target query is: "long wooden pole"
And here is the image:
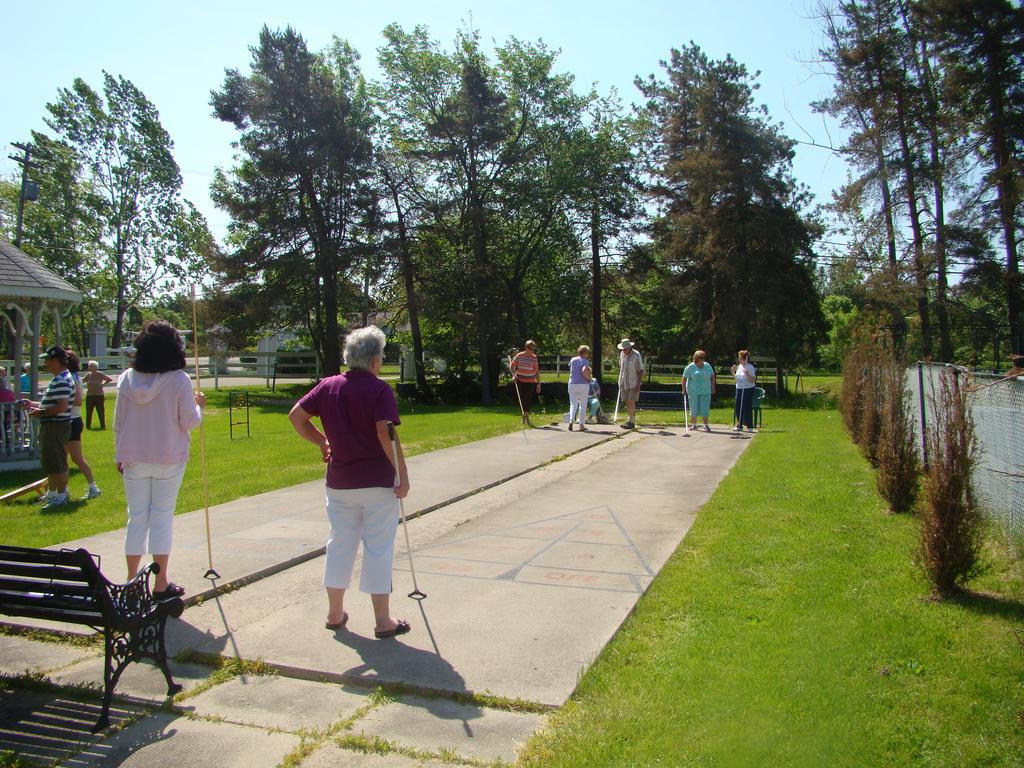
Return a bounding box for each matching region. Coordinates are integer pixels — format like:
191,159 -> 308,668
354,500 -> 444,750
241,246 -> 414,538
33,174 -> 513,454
192,286 -> 218,579
387,422 -> 425,600
508,353 -> 526,424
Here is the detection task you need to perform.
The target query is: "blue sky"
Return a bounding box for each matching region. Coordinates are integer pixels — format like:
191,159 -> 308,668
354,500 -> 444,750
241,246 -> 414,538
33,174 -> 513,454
1,0 -> 848,241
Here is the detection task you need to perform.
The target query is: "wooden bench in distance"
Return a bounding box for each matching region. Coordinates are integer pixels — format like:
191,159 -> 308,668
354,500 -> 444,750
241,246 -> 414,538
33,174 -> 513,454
637,390 -> 685,411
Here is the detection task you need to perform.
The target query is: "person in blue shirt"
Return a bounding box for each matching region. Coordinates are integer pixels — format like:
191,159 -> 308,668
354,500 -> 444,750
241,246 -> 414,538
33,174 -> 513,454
587,377 -> 602,423
567,345 -> 593,432
19,363 -> 32,398
682,349 -> 717,432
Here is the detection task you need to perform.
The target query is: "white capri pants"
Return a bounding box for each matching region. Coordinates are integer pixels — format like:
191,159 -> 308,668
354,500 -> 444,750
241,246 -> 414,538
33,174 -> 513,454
568,383 -> 590,426
324,485 -> 400,594
123,462 -> 187,556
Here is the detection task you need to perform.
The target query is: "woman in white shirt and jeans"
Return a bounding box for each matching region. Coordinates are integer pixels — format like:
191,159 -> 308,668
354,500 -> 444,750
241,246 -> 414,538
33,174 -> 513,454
731,349 -> 757,432
567,345 -> 592,432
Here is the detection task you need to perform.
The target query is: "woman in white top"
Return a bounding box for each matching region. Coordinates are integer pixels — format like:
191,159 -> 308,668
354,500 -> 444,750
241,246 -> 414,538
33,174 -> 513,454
731,349 -> 757,432
567,345 -> 592,432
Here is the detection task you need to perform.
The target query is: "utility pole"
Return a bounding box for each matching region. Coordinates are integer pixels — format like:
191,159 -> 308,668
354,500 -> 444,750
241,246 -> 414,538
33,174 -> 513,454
9,142 -> 40,248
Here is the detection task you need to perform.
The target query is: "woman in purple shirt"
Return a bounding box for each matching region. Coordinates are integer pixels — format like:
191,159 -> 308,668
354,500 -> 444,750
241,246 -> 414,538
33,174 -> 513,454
567,345 -> 593,432
289,326 -> 412,639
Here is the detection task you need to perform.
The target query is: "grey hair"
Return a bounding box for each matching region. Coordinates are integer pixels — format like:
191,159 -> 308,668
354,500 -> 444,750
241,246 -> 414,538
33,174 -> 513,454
344,325 -> 387,370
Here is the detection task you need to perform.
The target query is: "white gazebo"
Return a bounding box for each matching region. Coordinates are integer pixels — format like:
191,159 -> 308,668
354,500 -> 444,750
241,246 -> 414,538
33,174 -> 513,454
0,239 -> 83,468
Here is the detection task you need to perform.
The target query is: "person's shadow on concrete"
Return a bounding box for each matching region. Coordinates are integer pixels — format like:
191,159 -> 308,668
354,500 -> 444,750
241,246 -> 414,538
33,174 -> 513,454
333,600 -> 483,727
164,595 -> 234,661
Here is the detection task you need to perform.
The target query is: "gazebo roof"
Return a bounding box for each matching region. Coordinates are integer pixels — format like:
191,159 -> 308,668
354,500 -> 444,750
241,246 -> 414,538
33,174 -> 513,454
0,239 -> 82,304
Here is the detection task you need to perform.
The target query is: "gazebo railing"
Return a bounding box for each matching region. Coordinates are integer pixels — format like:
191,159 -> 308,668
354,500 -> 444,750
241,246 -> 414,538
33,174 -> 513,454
0,403 -> 37,460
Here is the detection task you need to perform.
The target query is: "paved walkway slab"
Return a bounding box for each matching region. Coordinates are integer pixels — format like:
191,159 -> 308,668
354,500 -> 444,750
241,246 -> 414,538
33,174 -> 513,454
0,634 -> 96,676
67,711 -> 300,768
354,695 -> 545,763
304,745 -> 456,768
183,674 -> 371,731
52,657 -> 212,705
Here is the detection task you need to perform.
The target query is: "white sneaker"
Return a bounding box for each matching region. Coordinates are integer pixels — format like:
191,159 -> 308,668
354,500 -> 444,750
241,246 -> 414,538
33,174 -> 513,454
42,493 -> 68,510
37,491 -> 56,505
87,485 -> 102,499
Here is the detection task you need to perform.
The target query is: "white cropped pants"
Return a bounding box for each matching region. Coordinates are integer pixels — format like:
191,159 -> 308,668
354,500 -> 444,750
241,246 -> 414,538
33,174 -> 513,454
123,462 -> 187,556
568,383 -> 590,426
324,486 -> 400,594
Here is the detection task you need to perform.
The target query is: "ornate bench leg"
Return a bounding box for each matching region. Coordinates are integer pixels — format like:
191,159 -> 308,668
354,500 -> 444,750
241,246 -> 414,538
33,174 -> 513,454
144,614 -> 182,697
95,624 -> 140,732
95,628 -> 120,732
156,617 -> 182,696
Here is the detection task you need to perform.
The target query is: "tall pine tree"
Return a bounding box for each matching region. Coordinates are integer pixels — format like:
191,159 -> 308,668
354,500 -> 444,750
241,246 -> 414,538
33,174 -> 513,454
211,28 -> 378,374
638,44 -> 823,384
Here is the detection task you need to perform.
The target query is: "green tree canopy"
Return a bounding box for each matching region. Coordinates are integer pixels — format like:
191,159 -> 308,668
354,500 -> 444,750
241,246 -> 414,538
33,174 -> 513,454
638,43 -> 824,376
211,27 -> 379,374
45,72 -> 208,347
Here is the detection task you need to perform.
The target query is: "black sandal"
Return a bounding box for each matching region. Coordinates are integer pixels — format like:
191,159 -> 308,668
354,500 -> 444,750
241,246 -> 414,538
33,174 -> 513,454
153,583 -> 185,601
325,612 -> 349,631
374,619 -> 411,639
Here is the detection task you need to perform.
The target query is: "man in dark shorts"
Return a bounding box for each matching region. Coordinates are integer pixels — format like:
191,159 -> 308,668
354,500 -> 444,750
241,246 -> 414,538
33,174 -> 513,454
20,346 -> 74,508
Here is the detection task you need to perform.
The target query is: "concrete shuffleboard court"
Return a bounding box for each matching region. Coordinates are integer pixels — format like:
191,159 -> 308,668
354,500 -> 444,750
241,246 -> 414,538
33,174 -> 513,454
27,425 -> 611,626
164,426 -> 750,707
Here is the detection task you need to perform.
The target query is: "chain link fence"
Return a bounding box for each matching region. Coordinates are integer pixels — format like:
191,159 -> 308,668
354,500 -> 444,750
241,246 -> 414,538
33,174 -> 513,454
908,363 -> 1024,542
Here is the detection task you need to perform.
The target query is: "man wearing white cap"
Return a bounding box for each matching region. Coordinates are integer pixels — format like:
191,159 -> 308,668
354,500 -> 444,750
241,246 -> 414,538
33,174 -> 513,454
617,338 -> 644,429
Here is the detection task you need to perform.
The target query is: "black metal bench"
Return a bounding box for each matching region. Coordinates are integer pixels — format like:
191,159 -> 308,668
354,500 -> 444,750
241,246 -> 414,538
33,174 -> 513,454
0,545 -> 184,731
637,390 -> 684,411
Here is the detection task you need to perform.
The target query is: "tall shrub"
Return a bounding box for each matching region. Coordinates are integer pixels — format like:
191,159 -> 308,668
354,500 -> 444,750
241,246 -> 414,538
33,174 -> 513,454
840,337 -> 886,466
839,342 -> 869,440
875,359 -> 919,514
919,369 -> 983,596
857,357 -> 885,467
839,342 -> 864,438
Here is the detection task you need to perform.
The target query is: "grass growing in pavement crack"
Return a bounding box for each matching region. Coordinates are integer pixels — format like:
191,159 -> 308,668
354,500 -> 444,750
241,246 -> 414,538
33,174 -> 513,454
322,676 -> 550,715
0,623 -> 102,650
0,670 -> 103,700
450,689 -> 552,714
276,685 -> 394,768
171,651 -> 276,702
333,733 -> 513,767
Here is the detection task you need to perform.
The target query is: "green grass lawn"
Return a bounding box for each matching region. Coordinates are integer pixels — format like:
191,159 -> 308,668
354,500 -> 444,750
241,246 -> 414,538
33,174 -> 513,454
792,372 -> 842,396
518,407 -> 1024,768
0,387 -> 526,548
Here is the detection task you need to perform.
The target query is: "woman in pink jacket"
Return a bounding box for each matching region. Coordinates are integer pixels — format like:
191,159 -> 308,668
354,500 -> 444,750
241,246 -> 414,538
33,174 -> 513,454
114,320 -> 206,600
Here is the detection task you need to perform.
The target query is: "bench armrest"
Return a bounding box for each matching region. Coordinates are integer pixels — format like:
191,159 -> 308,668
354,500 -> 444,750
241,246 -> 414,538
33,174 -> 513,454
100,562 -> 182,626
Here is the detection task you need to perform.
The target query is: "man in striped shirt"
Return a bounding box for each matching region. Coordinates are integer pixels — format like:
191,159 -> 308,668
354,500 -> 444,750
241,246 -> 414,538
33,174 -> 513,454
20,346 -> 74,508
